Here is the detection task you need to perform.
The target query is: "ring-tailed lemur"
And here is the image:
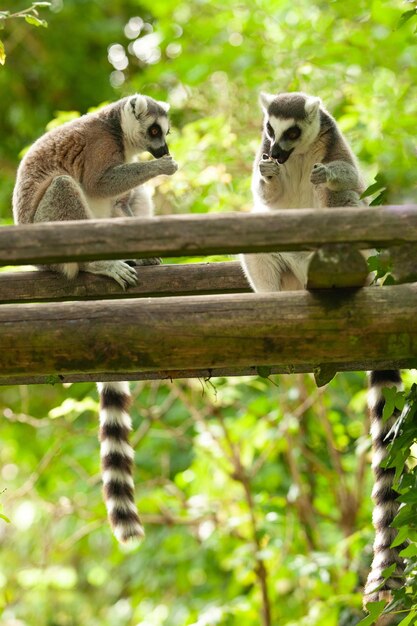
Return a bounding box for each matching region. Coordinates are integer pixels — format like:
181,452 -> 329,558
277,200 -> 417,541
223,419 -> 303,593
240,91 -> 404,605
13,94 -> 177,286
12,94 -> 178,543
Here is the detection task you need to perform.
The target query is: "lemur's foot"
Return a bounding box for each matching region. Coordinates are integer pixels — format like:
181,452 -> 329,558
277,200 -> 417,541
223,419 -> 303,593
259,156 -> 280,180
85,260 -> 138,290
310,163 -> 328,185
125,258 -> 162,267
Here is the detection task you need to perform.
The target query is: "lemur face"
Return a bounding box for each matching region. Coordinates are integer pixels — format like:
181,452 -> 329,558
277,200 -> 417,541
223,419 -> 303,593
145,115 -> 170,158
122,94 -> 171,157
260,92 -> 321,164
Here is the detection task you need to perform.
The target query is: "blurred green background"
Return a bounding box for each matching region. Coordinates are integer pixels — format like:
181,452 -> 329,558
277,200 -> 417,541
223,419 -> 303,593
1,1 -> 417,625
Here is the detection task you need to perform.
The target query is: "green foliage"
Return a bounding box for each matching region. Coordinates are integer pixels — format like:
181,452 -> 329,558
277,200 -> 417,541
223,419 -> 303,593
0,2 -> 50,65
1,374 -> 381,624
357,601 -> 385,626
1,1 -> 417,624
361,174 -> 388,207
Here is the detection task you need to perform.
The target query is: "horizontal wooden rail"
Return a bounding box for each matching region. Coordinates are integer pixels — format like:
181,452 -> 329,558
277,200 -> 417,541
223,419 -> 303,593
1,360 -> 414,387
1,285 -> 416,382
0,262 -> 250,304
1,206 -> 417,265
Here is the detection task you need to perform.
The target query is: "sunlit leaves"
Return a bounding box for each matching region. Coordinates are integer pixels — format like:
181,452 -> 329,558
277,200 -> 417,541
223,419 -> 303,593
357,601 -> 386,625
361,173 -> 388,206
24,15 -> 48,28
382,386 -> 405,422
0,2 -> 50,66
397,8 -> 417,29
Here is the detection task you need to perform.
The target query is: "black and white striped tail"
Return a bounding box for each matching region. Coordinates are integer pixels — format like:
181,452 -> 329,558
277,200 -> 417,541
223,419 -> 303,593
97,381 -> 144,543
364,370 -> 406,605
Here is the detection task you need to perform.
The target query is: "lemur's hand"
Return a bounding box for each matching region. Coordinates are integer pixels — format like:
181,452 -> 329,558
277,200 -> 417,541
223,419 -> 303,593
310,163 -> 328,185
156,155 -> 178,176
259,156 -> 280,180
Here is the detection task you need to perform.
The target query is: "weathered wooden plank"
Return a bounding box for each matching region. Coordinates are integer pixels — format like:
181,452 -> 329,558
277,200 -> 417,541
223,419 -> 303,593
2,206 -> 417,265
0,262 -> 250,304
1,285 -> 416,378
0,359 -> 414,387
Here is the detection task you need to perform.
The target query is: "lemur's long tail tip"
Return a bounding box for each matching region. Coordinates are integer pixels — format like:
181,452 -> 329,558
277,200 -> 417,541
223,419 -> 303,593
113,522 -> 145,545
98,381 -> 144,546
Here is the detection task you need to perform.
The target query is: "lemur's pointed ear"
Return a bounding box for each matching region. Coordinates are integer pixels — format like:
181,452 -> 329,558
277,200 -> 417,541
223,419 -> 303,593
157,100 -> 170,113
259,92 -> 275,112
129,94 -> 148,118
304,96 -> 321,118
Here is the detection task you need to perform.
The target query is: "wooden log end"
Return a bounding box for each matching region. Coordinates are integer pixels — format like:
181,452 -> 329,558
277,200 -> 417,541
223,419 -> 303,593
307,244 -> 369,289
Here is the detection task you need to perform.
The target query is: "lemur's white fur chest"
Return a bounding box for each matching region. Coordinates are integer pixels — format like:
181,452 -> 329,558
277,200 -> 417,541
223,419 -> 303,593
85,196 -> 114,218
253,150 -> 321,212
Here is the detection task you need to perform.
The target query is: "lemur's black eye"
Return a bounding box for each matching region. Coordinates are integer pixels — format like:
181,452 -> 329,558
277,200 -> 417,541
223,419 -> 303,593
148,124 -> 162,138
266,122 -> 274,138
285,126 -> 301,141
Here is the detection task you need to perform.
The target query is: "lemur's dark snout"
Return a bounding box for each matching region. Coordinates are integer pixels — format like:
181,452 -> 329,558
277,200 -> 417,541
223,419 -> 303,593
149,144 -> 169,158
270,144 -> 293,164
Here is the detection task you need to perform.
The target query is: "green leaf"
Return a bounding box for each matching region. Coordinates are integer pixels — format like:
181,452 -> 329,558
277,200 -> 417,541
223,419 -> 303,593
367,255 -> 379,272
367,252 -> 392,280
44,374 -> 62,385
357,601 -> 386,626
24,15 -> 48,28
0,39 -> 5,65
395,393 -> 406,412
399,543 -> 417,557
360,173 -> 386,199
398,610 -> 417,626
369,191 -> 387,206
313,364 -> 337,387
256,366 -> 272,379
0,513 -> 10,523
382,387 -> 397,421
382,274 -> 396,285
381,563 -> 396,580
397,9 -> 417,29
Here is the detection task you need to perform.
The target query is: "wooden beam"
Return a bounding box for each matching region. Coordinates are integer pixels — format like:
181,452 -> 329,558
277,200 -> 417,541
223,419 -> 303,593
2,205 -> 417,266
0,262 -> 250,304
1,285 -> 417,380
1,360 -> 415,387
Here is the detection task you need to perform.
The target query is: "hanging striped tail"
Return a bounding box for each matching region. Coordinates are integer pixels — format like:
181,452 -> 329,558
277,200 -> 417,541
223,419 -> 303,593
97,381 -> 144,543
364,370 -> 406,606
